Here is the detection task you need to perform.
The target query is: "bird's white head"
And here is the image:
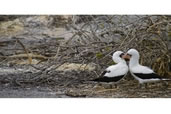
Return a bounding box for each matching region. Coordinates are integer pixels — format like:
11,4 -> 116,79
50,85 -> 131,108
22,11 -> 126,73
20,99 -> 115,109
127,49 -> 139,58
124,48 -> 140,66
112,51 -> 126,63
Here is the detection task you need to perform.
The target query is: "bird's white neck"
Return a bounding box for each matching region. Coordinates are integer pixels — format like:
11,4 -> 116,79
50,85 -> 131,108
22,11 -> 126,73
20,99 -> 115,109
119,59 -> 127,65
113,56 -> 126,65
129,56 -> 139,67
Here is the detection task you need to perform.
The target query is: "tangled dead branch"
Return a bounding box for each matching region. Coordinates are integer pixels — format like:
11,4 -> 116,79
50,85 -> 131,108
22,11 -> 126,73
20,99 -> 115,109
0,15 -> 170,86
62,15 -> 171,77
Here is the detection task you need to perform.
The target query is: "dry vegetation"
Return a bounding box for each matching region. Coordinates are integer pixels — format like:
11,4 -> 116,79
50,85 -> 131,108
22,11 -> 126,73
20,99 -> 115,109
60,15 -> 171,77
0,15 -> 171,97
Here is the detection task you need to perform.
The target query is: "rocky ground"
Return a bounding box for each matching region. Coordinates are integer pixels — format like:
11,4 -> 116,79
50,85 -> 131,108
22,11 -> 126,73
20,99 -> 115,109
0,64 -> 171,98
0,15 -> 171,98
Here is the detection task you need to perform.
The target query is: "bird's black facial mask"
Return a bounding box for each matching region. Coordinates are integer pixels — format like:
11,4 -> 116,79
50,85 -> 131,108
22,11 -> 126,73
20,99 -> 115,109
119,53 -> 125,58
123,53 -> 131,61
127,54 -> 132,57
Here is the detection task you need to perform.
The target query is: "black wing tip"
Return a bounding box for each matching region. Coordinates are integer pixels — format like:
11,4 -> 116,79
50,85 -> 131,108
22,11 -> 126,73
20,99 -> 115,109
133,73 -> 162,80
90,75 -> 125,83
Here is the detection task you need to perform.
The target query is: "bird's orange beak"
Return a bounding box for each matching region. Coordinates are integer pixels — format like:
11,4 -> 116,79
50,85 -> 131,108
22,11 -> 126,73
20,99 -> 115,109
123,53 -> 131,61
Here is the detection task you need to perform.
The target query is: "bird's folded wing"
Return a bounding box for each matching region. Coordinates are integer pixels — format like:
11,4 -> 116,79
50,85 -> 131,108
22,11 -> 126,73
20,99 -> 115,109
131,65 -> 154,74
91,75 -> 125,82
104,65 -> 128,77
133,73 -> 162,79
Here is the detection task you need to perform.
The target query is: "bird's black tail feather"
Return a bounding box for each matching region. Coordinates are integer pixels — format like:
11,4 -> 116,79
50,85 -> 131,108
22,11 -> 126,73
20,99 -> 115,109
90,76 -> 124,83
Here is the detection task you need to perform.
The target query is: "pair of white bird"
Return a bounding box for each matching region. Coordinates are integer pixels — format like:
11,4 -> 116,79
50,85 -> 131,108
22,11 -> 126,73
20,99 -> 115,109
92,49 -> 169,87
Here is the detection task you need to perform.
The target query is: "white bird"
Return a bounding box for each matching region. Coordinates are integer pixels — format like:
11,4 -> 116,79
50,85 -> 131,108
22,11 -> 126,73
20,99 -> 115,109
124,49 -> 170,86
91,51 -> 128,83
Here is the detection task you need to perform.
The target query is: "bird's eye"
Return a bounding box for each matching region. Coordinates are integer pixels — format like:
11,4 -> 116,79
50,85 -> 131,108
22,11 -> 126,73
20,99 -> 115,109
127,54 -> 132,57
119,53 -> 124,58
107,70 -> 111,73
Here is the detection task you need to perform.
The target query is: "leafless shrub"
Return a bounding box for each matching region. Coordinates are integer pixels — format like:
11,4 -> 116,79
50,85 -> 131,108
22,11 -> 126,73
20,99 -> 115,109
1,15 -> 170,77
56,15 -> 171,77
